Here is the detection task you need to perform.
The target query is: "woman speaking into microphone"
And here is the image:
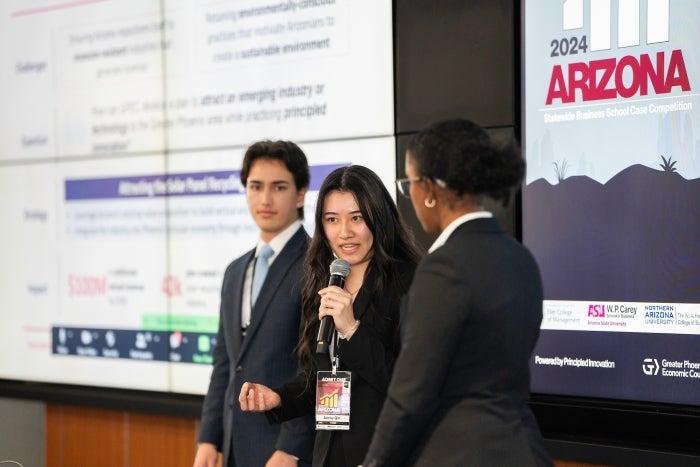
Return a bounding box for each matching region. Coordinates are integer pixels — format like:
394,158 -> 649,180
240,165 -> 420,467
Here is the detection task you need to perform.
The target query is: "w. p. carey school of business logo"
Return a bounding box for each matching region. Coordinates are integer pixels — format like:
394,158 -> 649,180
546,0 -> 691,105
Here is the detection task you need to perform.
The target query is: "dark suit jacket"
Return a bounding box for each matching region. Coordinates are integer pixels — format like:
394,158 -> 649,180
363,218 -> 552,467
198,227 -> 314,467
268,262 -> 415,467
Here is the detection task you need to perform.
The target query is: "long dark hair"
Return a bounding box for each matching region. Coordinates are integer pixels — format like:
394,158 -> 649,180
297,165 -> 420,382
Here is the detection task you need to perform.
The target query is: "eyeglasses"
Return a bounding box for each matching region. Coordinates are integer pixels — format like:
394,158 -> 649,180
394,176 -> 448,199
394,176 -> 424,199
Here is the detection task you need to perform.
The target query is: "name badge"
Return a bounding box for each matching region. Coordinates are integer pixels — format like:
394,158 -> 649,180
315,370 -> 351,430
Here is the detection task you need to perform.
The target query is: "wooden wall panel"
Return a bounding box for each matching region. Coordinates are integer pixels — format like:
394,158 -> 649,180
45,404 -> 205,467
46,405 -> 125,467
45,403 -> 600,467
126,412 -> 198,467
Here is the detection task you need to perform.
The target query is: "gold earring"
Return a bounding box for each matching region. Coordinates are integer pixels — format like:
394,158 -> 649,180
424,197 -> 436,208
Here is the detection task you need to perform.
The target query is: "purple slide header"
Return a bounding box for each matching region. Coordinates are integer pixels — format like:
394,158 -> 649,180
65,164 -> 345,201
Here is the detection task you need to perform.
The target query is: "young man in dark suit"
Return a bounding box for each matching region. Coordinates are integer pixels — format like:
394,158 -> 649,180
194,140 -> 314,467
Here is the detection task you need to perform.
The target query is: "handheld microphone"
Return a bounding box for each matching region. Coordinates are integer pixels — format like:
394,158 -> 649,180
316,258 -> 351,354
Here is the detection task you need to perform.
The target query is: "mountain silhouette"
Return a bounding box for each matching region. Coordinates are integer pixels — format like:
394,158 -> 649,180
523,164 -> 700,302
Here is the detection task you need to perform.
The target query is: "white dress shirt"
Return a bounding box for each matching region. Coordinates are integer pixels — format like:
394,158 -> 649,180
241,220 -> 303,329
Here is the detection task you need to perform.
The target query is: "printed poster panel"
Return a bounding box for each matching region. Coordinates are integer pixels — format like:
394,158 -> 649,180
523,0 -> 700,406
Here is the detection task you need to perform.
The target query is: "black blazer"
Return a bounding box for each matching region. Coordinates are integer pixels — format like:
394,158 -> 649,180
198,227 -> 314,467
269,262 -> 415,467
364,218 -> 552,467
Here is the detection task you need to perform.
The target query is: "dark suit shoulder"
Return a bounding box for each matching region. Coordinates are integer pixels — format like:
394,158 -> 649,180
431,218 -> 508,258
223,226 -> 308,274
446,216 -> 503,239
221,248 -> 255,283
278,226 -> 310,258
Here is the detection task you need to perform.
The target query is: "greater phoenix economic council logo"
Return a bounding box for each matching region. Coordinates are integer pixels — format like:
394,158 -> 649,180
546,0 -> 690,105
642,357 -> 660,375
642,358 -> 700,378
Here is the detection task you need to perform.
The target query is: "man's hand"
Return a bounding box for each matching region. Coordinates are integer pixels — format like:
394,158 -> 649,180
265,449 -> 298,467
193,442 -> 219,467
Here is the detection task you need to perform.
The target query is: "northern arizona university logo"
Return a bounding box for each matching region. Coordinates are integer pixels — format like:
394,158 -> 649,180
546,0 -> 691,105
642,358 -> 659,375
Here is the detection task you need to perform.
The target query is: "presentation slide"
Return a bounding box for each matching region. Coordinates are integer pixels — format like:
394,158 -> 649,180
523,0 -> 700,406
0,0 -> 395,395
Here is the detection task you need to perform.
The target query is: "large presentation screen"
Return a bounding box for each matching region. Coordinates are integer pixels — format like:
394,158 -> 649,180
523,0 -> 700,407
0,0 -> 395,395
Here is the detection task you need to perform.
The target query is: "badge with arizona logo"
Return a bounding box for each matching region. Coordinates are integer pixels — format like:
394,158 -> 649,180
315,371 -> 351,430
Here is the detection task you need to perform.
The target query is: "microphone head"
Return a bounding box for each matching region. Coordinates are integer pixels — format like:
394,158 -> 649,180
329,258 -> 351,278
